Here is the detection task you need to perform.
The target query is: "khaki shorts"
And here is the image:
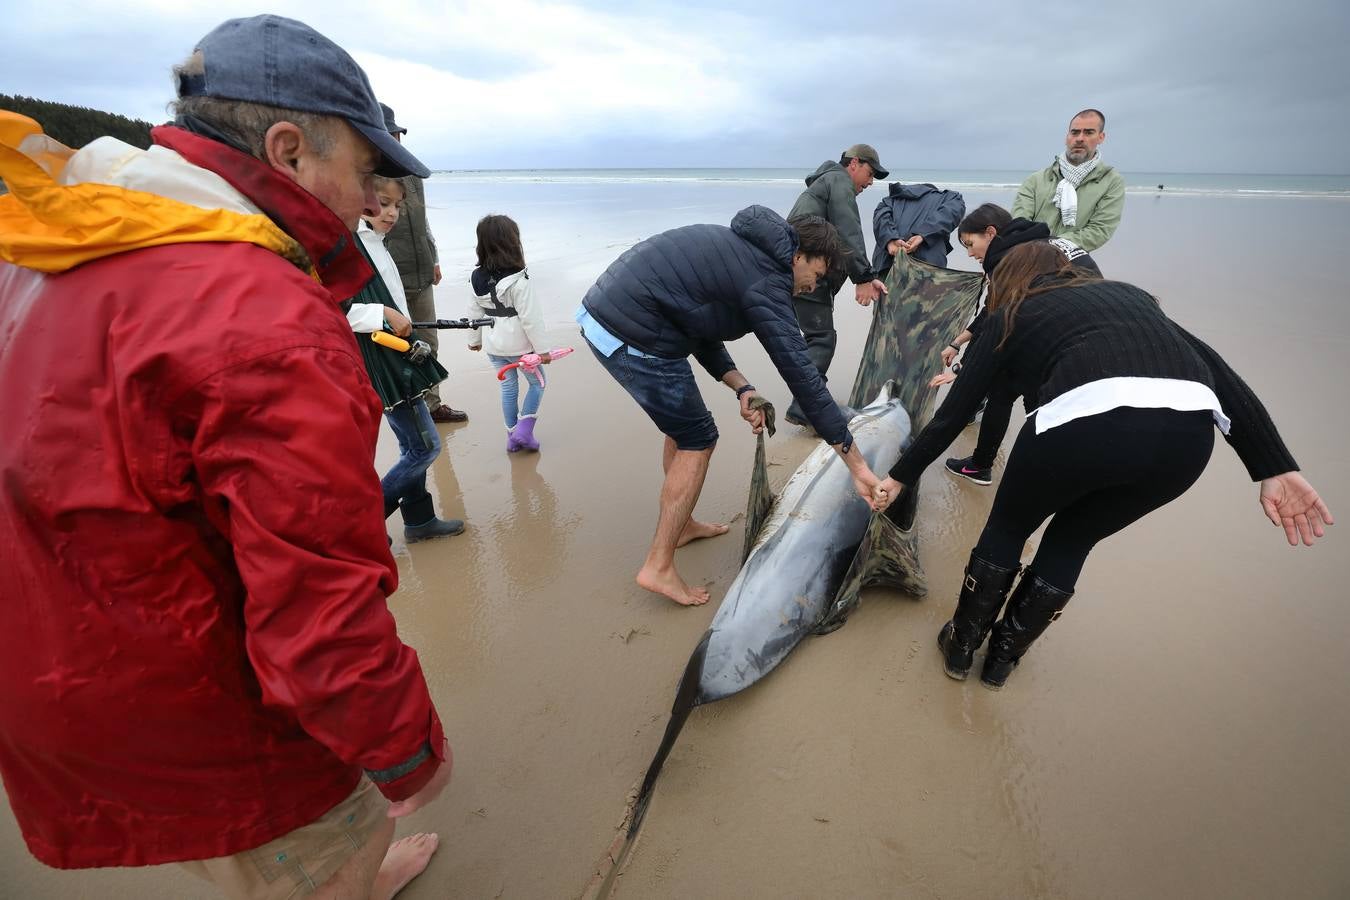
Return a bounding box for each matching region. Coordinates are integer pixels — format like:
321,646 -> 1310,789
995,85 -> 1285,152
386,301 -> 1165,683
180,778 -> 388,899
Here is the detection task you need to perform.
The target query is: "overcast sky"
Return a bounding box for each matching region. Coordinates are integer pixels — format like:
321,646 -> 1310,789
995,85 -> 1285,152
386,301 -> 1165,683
5,0 -> 1348,173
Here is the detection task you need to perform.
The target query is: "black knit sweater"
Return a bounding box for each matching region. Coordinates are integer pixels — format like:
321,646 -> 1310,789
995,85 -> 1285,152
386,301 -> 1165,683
889,278 -> 1298,485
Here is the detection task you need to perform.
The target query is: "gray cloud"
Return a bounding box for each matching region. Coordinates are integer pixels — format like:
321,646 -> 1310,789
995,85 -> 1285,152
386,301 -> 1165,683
3,0 -> 1347,173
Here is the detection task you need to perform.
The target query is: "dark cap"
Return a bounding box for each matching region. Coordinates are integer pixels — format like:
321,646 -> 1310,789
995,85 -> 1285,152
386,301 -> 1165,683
380,103 -> 408,136
982,219 -> 1051,275
843,143 -> 888,180
178,15 -> 429,178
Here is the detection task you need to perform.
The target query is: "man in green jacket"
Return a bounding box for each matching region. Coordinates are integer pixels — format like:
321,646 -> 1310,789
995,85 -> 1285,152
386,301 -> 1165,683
785,143 -> 890,426
1011,109 -> 1125,252
382,104 -> 468,423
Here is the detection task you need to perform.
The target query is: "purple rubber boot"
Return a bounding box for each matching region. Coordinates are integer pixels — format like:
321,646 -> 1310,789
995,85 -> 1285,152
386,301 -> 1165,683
506,424 -> 524,453
511,416 -> 540,451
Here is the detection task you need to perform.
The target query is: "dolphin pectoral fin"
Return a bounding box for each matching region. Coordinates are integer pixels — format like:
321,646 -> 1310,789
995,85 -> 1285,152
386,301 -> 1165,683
814,504 -> 929,635
814,533 -> 871,635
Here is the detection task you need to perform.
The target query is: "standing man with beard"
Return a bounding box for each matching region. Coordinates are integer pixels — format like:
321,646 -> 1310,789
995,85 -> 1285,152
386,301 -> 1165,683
784,144 -> 890,427
382,103 -> 469,423
1012,109 -> 1126,252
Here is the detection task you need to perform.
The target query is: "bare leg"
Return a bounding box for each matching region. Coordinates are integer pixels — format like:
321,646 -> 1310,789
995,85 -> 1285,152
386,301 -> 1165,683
659,437 -> 729,548
311,816 -> 439,900
637,439 -> 716,605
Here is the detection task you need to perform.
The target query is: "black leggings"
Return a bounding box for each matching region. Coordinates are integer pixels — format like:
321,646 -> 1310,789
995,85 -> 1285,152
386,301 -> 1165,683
971,385 -> 1018,468
974,407 -> 1216,591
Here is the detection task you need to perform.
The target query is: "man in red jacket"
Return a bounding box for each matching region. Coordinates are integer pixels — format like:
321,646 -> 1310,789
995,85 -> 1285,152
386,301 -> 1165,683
0,15 -> 450,899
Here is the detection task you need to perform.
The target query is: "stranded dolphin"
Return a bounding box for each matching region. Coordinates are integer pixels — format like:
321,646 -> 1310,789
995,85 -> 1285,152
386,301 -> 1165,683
623,253 -> 986,839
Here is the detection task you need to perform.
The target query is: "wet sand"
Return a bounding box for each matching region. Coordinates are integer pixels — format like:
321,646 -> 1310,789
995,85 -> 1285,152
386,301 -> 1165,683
2,187 -> 1347,899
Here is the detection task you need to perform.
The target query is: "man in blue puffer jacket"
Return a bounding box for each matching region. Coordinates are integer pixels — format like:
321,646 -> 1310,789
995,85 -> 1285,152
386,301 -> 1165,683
576,206 -> 884,607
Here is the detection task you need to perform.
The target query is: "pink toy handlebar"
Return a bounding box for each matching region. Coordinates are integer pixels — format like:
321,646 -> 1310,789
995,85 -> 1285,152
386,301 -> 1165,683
496,346 -> 574,381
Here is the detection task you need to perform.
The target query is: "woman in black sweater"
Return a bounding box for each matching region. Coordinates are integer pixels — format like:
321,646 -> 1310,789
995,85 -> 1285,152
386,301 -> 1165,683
875,242 -> 1333,689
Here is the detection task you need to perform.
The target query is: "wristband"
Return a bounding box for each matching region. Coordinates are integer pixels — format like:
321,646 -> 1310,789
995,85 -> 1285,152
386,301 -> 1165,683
948,343 -> 961,353
734,383 -> 756,399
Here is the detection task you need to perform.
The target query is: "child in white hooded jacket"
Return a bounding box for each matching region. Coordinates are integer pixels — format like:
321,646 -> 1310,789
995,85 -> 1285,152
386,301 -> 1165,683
468,214 -> 553,451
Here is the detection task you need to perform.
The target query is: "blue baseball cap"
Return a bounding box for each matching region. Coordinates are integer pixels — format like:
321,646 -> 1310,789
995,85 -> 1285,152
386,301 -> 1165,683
380,103 -> 408,136
178,15 -> 430,179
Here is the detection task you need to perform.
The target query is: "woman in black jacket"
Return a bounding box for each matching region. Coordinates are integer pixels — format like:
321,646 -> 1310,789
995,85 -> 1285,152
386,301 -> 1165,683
935,207 -> 1101,486
874,242 -> 1333,688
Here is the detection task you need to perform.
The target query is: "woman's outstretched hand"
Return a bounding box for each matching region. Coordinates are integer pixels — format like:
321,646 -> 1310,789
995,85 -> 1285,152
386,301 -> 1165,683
872,476 -> 904,512
1259,472 -> 1334,546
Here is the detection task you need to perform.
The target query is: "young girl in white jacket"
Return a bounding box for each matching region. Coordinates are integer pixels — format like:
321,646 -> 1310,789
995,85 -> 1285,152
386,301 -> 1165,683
468,214 -> 552,452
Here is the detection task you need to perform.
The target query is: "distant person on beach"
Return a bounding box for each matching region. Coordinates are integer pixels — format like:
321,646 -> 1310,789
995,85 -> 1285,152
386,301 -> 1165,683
347,175 -> 466,541
468,214 -> 555,452
931,205 -> 1101,486
576,207 -> 884,606
871,182 -> 966,276
0,15 -> 450,899
873,242 -> 1332,689
784,144 -> 891,427
1012,109 -> 1126,251
382,102 -> 469,424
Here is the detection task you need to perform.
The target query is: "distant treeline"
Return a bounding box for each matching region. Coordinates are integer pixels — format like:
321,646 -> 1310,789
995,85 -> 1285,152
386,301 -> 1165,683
1,94 -> 154,150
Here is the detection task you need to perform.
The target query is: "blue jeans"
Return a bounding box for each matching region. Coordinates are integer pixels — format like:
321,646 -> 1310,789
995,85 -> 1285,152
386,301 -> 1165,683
381,397 -> 441,506
488,354 -> 546,429
586,338 -> 718,450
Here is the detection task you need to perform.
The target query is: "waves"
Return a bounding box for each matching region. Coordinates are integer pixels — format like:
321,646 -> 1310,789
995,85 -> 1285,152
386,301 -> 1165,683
428,168 -> 1350,199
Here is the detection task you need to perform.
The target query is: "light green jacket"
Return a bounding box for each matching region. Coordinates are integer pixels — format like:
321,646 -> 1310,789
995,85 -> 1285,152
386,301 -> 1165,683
1011,158 -> 1125,251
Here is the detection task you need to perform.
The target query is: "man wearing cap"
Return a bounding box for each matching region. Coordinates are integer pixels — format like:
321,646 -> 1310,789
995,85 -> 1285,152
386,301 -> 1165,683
380,103 -> 467,424
0,15 -> 450,899
784,144 -> 890,426
1012,109 -> 1125,252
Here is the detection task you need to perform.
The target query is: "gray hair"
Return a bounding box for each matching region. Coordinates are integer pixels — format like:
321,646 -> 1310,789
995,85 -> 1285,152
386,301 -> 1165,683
170,52 -> 338,161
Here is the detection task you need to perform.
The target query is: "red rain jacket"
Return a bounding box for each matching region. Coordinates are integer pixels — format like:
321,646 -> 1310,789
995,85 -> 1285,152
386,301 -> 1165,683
0,125 -> 446,868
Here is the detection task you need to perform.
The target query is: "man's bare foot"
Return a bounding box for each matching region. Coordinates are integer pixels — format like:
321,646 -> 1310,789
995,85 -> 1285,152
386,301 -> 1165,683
676,519 -> 729,548
636,564 -> 710,606
372,833 -> 440,900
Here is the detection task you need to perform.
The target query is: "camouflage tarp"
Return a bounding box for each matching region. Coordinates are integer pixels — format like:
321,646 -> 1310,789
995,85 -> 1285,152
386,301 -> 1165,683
742,395 -> 777,563
823,252 -> 984,624
849,251 -> 986,423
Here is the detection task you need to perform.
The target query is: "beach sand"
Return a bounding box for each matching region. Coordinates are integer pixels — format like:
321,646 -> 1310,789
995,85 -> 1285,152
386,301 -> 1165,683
2,186 -> 1347,899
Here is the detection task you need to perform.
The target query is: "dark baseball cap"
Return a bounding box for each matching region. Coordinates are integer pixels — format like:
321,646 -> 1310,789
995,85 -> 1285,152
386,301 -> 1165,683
380,103 -> 408,136
843,143 -> 889,180
178,15 -> 430,178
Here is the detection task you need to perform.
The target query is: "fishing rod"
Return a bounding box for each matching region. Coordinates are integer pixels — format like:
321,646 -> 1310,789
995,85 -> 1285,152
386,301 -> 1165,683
369,319 -> 496,363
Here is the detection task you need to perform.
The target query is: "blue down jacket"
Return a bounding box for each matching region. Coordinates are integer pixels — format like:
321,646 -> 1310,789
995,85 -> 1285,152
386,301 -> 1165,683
581,205 -> 849,445
871,182 -> 966,274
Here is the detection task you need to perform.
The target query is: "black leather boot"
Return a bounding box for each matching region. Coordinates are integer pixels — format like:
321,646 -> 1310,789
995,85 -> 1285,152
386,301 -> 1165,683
980,572 -> 1074,690
399,493 -> 465,542
937,553 -> 1021,680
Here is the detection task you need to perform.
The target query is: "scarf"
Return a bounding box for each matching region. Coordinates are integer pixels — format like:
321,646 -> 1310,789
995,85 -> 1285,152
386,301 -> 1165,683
1051,153 -> 1101,227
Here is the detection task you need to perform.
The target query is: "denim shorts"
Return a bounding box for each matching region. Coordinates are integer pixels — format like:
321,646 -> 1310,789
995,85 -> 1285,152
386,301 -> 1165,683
587,340 -> 718,450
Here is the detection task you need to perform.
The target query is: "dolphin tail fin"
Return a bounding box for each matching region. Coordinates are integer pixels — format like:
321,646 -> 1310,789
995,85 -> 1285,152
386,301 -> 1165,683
814,487 -> 928,635
741,397 -> 777,563
628,630 -> 711,838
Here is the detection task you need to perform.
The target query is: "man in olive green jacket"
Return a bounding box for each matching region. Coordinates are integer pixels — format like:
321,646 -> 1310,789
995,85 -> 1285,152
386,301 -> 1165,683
382,104 -> 467,423
1011,109 -> 1125,252
784,143 -> 890,426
